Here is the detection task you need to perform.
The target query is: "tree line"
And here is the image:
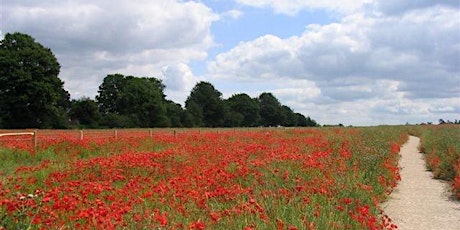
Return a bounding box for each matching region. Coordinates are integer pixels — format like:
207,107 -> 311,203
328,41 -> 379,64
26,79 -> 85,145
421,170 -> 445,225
0,32 -> 318,129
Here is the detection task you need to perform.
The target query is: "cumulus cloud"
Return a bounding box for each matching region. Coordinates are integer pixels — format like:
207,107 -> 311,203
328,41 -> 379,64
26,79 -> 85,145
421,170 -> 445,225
2,0 -> 458,125
2,0 -> 218,99
161,63 -> 201,104
373,0 -> 459,15
236,0 -> 372,15
208,1 -> 459,125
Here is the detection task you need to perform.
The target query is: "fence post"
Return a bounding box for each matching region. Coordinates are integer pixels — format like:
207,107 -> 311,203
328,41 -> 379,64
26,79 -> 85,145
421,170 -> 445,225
80,130 -> 84,140
149,129 -> 153,137
114,129 -> 118,139
33,130 -> 38,152
174,129 -> 177,138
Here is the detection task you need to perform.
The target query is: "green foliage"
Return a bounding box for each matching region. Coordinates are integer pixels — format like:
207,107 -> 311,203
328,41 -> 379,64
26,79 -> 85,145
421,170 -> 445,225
405,124 -> 460,199
418,125 -> 459,181
69,97 -> 101,128
96,73 -> 126,114
281,105 -> 297,127
185,81 -> 225,127
166,100 -> 185,127
99,113 -> 133,128
258,92 -> 286,126
183,84 -> 317,128
96,74 -> 169,128
118,77 -> 168,127
0,32 -> 70,128
225,93 -> 260,127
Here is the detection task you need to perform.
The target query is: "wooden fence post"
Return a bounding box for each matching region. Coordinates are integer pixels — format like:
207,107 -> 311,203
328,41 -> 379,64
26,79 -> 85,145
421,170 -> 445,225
114,129 -> 118,139
33,130 -> 38,152
80,130 -> 84,140
174,129 -> 177,138
149,129 -> 153,137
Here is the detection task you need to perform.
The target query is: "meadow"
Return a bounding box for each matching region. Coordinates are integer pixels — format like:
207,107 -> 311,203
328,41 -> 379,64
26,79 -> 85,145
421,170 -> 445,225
409,124 -> 460,199
0,126 -> 457,229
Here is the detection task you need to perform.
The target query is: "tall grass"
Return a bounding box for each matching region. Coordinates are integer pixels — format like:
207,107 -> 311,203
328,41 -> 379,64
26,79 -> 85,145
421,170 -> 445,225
417,125 -> 460,199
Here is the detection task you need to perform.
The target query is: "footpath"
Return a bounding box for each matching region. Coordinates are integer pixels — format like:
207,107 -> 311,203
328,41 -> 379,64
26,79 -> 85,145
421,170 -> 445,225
383,136 -> 460,229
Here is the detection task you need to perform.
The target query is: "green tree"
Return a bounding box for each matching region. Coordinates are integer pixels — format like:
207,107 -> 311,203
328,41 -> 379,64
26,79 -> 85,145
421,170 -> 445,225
181,110 -> 197,128
69,97 -> 101,128
165,100 -> 184,127
0,32 -> 70,128
184,101 -> 203,127
281,105 -> 298,127
305,116 -> 319,127
295,113 -> 318,127
185,81 -> 225,127
99,114 -> 133,128
222,108 -> 244,127
96,74 -> 126,114
96,74 -> 168,127
118,77 -> 168,127
295,113 -> 308,126
258,92 -> 285,127
225,93 -> 261,127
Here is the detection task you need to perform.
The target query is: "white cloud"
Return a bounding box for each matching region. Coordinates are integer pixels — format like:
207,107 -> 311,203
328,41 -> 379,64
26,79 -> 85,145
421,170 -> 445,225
208,2 -> 459,125
2,0 -> 218,98
222,9 -> 244,19
161,63 -> 201,105
373,0 -> 459,15
235,0 -> 372,15
208,34 -> 303,80
2,0 -> 459,125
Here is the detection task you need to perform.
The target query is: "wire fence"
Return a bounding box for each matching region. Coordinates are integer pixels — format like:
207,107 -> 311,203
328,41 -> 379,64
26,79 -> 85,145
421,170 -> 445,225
0,128 -> 269,152
0,127 -> 299,153
0,129 -> 165,152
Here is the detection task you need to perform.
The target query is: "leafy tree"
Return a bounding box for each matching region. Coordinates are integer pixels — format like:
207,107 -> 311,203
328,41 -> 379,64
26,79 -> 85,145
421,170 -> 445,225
281,105 -> 297,127
0,32 -> 70,128
294,113 -> 318,127
185,82 -> 225,127
96,74 -> 168,127
117,77 -> 168,127
258,92 -> 285,126
295,113 -> 308,126
99,113 -> 133,128
183,101 -> 203,127
165,100 -> 184,127
222,105 -> 244,127
305,116 -> 319,127
181,110 -> 197,128
96,74 -> 126,114
225,93 -> 260,127
69,97 -> 101,128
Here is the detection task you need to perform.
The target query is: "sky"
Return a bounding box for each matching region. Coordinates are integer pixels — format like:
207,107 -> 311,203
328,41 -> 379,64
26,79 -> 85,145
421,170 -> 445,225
1,0 -> 459,126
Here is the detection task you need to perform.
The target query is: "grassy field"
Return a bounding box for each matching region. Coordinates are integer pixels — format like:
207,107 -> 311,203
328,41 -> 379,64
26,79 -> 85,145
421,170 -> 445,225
409,124 -> 460,199
0,126 -> 455,229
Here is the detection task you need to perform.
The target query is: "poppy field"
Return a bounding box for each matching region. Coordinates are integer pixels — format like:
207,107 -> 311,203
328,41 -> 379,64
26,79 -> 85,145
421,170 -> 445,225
414,125 -> 460,199
1,127 -> 408,229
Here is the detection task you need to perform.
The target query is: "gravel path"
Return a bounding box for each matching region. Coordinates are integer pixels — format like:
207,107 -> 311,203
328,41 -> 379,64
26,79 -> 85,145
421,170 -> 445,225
382,136 -> 460,230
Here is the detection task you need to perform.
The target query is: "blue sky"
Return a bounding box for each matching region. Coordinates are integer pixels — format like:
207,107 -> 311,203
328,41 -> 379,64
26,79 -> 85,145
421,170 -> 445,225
1,0 -> 459,125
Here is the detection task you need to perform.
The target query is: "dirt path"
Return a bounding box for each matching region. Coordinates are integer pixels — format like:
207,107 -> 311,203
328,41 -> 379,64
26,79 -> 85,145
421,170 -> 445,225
382,136 -> 460,229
